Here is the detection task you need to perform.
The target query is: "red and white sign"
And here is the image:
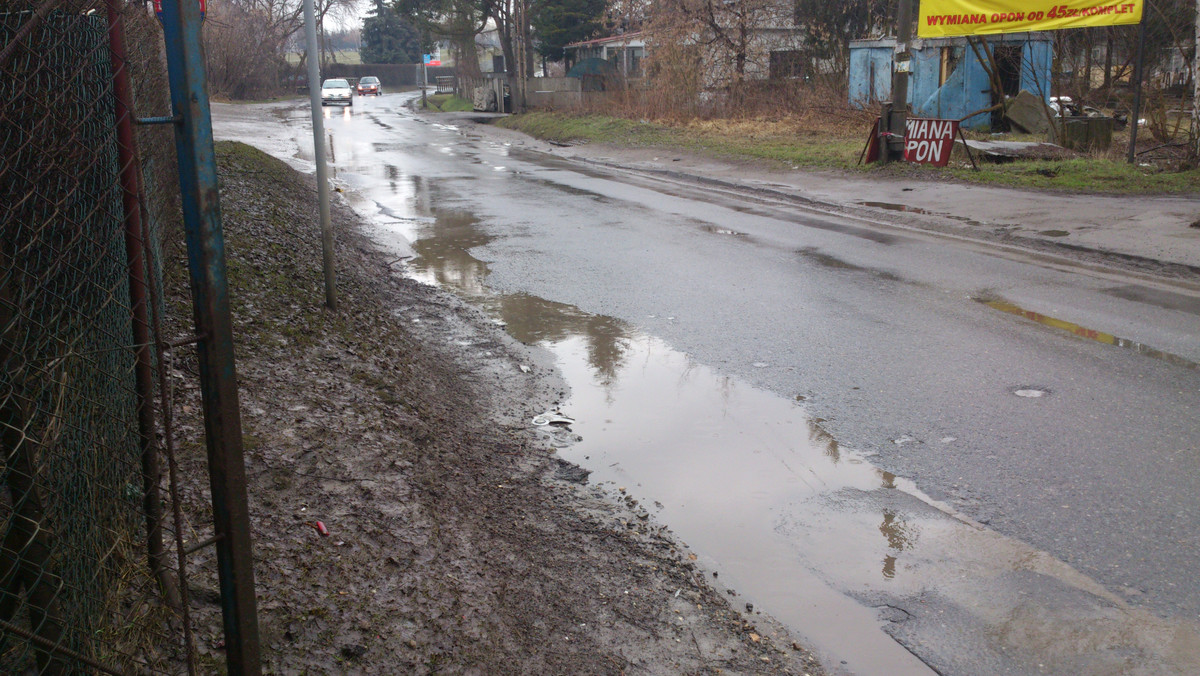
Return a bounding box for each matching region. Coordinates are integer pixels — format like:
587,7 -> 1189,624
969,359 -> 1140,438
903,118 -> 958,166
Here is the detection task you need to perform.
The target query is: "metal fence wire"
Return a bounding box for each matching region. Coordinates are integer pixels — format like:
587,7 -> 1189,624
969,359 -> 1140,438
1,1 -> 193,673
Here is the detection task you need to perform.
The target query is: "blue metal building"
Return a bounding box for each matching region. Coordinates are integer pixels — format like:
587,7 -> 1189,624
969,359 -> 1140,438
849,34 -> 1054,129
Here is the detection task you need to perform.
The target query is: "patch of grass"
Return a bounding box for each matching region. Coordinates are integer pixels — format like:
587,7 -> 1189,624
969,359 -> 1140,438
424,93 -> 474,112
945,157 -> 1200,194
499,112 -> 896,170
497,112 -> 674,146
680,118 -> 864,169
215,141 -> 333,350
498,111 -> 1200,194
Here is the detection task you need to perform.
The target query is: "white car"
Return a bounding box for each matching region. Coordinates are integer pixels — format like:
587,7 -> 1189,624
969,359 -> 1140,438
320,78 -> 353,106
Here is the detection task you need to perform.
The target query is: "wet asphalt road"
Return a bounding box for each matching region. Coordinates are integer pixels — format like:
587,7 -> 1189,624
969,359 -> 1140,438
213,93 -> 1200,675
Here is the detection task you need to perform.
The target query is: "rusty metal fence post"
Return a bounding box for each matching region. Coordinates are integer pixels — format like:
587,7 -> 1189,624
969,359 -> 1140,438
106,0 -> 179,613
157,0 -> 262,671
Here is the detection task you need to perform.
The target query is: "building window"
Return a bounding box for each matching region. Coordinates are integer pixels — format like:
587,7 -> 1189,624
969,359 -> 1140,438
628,47 -> 644,77
607,47 -> 623,73
939,46 -> 962,86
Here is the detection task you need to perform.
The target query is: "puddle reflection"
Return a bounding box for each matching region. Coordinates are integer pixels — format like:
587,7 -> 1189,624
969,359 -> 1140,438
400,207 -> 633,384
383,191 -> 937,601
878,507 -> 917,580
320,105 -> 355,120
809,421 -> 841,463
408,211 -> 491,293
857,200 -> 933,216
384,165 -> 400,193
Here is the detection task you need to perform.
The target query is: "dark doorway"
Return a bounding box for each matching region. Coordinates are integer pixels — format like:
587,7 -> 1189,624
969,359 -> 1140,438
990,44 -> 1023,129
994,45 -> 1023,96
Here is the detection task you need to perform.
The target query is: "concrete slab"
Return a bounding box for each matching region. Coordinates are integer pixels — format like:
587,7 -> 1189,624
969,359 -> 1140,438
956,139 -> 1078,160
1004,90 -> 1052,134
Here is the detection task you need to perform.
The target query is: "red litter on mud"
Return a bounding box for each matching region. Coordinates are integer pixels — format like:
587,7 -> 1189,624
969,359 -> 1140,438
313,521 -> 329,537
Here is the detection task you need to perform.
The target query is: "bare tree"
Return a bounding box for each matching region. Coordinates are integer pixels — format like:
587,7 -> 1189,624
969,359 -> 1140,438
204,0 -> 305,98
315,0 -> 363,66
398,0 -> 488,82
648,0 -> 799,96
604,0 -> 649,32
790,0 -> 888,77
203,0 -> 361,96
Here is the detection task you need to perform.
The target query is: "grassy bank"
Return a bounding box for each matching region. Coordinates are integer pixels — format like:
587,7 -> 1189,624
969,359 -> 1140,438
425,93 -> 473,112
944,156 -> 1200,193
498,112 -> 865,170
497,112 -> 1200,195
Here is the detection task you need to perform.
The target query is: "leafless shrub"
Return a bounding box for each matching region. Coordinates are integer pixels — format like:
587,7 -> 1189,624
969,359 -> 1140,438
646,0 -> 801,99
203,0 -> 301,98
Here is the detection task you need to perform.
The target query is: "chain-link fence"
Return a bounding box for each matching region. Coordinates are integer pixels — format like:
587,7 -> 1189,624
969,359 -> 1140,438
1,1 -> 197,672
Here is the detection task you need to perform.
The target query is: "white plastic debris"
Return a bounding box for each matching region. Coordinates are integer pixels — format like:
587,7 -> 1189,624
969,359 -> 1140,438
532,411 -> 576,426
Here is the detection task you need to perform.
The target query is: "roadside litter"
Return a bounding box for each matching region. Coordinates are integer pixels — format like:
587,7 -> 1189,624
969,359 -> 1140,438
532,411 -> 575,426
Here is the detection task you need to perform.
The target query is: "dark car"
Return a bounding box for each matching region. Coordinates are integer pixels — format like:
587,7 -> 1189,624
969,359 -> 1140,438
356,76 -> 382,96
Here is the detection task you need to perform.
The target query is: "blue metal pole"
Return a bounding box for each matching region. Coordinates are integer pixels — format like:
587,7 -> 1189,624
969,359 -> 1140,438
158,0 -> 262,672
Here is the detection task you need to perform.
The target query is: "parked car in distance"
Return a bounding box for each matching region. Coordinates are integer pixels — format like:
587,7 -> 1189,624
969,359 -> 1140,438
356,76 -> 381,96
321,78 -> 353,106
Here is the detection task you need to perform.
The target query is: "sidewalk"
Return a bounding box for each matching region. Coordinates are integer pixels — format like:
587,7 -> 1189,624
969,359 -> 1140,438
456,114 -> 1200,280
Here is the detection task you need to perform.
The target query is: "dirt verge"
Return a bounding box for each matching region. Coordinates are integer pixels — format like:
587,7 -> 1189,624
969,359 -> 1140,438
166,141 -> 825,674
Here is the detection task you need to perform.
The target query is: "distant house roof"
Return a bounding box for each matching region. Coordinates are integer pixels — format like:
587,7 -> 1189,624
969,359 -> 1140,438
564,31 -> 646,50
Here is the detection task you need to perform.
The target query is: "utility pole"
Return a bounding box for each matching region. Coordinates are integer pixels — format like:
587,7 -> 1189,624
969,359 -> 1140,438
510,0 -> 527,113
304,0 -> 337,309
1127,17 -> 1147,163
882,0 -> 914,162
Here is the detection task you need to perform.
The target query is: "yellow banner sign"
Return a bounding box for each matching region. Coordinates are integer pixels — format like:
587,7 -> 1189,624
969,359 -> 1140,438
918,1 -> 1143,37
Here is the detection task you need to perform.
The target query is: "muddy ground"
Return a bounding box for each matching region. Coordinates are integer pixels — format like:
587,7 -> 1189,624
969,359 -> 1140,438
166,141 -> 826,674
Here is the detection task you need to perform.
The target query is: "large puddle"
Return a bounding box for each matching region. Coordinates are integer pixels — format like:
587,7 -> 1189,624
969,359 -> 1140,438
213,102 -> 1200,675
367,197 -> 932,674
362,181 -> 1200,676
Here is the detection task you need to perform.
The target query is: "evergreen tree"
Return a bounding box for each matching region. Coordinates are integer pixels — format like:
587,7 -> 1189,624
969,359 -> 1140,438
361,0 -> 423,64
531,0 -> 606,62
